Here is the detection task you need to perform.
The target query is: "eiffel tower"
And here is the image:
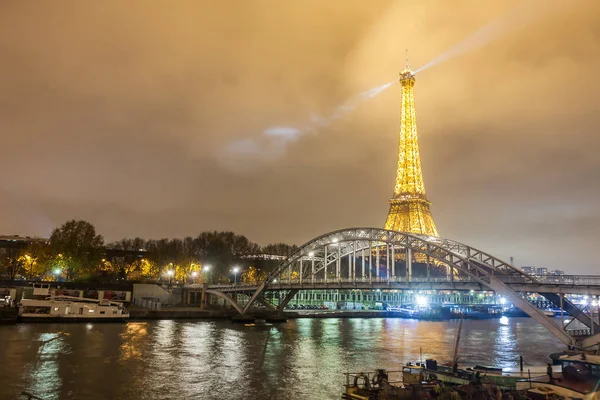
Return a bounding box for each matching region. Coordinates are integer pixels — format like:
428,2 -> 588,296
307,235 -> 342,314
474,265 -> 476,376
384,55 -> 439,237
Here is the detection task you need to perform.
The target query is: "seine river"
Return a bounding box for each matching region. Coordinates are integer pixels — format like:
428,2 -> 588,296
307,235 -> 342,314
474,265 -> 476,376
0,318 -> 563,400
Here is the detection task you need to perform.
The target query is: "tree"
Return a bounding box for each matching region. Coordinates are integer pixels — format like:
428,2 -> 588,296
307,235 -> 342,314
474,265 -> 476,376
18,242 -> 50,279
241,266 -> 267,283
0,248 -> 21,280
261,243 -> 298,256
49,220 -> 104,280
194,231 -> 260,280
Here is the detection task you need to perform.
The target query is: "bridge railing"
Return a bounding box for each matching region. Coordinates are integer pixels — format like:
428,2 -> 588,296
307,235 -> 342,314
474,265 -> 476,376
204,274 -> 600,290
498,275 -> 600,286
567,328 -> 592,337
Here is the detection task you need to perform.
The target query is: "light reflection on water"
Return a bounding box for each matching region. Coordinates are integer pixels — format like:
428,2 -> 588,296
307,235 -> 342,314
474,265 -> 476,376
0,318 -> 564,400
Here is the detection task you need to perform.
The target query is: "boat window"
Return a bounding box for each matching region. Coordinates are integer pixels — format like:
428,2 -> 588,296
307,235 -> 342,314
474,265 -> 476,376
88,309 -> 94,313
591,365 -> 600,378
53,307 -> 59,311
23,306 -> 51,313
100,311 -> 105,315
113,310 -> 118,314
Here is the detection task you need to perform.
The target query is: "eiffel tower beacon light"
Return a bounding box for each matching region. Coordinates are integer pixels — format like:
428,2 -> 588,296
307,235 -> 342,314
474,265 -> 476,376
384,52 -> 439,237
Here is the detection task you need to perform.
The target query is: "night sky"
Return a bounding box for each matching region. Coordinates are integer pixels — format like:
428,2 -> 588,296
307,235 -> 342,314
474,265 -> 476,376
1,1 -> 598,273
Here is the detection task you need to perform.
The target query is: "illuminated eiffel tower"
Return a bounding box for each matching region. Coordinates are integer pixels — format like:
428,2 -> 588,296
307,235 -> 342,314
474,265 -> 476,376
384,55 -> 439,237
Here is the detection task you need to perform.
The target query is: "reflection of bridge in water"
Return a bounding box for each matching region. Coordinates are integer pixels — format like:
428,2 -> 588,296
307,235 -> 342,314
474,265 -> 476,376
204,228 -> 600,350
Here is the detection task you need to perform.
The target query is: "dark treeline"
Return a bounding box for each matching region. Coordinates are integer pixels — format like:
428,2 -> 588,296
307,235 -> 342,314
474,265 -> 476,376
0,219 -> 298,284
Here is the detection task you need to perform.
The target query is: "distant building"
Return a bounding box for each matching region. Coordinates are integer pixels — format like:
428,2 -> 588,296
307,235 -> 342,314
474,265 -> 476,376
550,270 -> 565,276
536,267 -> 548,276
521,266 -> 536,275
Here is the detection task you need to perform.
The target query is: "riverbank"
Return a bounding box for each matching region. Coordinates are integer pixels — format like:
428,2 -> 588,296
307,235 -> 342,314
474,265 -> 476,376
126,308 -> 387,320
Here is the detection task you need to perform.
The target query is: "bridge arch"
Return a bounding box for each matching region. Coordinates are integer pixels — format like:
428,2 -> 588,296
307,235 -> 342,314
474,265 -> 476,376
243,228 -> 581,346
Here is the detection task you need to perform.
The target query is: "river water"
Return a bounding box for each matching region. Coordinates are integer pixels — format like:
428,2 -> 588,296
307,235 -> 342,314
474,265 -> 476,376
0,318 -> 563,400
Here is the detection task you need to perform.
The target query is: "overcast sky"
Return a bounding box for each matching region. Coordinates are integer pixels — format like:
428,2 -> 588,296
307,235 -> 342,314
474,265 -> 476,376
1,1 -> 599,273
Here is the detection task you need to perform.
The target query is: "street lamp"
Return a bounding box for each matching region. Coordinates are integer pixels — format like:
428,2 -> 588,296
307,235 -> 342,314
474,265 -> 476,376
53,268 -> 61,281
167,269 -> 174,286
232,266 -> 240,284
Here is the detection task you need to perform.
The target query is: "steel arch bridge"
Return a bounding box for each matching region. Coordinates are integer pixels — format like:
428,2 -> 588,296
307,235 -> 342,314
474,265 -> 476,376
206,228 -> 600,349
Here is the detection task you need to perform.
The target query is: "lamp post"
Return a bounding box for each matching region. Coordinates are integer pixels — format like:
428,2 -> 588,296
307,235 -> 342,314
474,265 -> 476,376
233,266 -> 240,284
191,271 -> 198,284
203,265 -> 211,284
53,268 -> 61,282
167,269 -> 174,287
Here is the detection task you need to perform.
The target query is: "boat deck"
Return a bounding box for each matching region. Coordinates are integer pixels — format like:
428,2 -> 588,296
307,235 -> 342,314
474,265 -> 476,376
526,373 -> 600,395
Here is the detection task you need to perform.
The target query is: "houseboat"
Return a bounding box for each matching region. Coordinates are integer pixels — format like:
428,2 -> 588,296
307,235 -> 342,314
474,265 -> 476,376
516,353 -> 600,399
19,296 -> 129,322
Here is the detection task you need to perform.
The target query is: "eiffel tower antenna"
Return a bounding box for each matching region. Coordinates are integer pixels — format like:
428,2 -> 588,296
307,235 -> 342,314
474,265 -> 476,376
405,49 -> 409,70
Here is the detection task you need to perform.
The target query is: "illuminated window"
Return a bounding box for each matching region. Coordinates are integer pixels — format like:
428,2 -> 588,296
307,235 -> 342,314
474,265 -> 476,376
54,307 -> 59,311
88,309 -> 94,313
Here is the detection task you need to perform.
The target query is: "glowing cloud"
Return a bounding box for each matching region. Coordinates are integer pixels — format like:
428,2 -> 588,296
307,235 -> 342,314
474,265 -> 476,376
415,0 -> 568,74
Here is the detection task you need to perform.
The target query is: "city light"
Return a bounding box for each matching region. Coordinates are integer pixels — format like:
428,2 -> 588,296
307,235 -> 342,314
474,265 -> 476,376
53,268 -> 61,276
191,271 -> 198,278
232,266 -> 240,284
499,297 -> 507,305
203,265 -> 211,272
308,251 -> 314,257
167,270 -> 174,277
592,300 -> 598,307
416,295 -> 428,307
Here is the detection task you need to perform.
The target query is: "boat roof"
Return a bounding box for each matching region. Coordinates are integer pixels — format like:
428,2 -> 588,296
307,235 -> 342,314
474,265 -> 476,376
22,296 -> 123,306
558,353 -> 600,365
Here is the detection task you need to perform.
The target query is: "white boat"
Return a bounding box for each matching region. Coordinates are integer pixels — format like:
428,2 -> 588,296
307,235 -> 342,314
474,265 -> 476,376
516,353 -> 600,399
19,296 -> 129,322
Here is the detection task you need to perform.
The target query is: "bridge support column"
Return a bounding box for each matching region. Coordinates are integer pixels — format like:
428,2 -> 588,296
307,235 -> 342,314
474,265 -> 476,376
311,259 -> 315,284
337,244 -> 341,283
406,248 -> 412,282
361,248 -> 365,281
369,242 -> 372,283
426,246 -> 431,283
391,244 -> 396,279
348,250 -> 352,282
299,259 -> 303,284
352,242 -> 356,282
386,244 -> 390,283
376,244 -> 380,280
324,246 -> 328,283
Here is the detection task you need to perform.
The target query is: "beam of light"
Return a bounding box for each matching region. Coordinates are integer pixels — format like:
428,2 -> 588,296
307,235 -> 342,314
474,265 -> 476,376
311,80 -> 395,128
224,80 -> 395,162
414,0 -> 568,74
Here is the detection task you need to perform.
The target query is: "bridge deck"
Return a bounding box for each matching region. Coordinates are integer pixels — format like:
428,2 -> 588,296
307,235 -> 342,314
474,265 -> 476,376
206,275 -> 600,295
